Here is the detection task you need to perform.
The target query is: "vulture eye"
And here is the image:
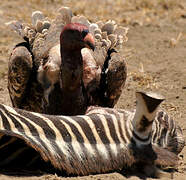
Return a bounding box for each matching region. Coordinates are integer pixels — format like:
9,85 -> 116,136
82,29 -> 89,38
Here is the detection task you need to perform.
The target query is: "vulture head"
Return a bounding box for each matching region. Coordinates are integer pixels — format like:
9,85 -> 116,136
60,23 -> 95,51
60,23 -> 95,91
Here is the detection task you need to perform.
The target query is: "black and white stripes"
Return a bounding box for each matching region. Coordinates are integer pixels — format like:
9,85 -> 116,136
152,110 -> 185,155
0,92 -> 184,175
0,104 -> 135,174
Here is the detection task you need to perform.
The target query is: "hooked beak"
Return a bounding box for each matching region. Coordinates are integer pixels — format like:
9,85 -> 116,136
84,33 -> 95,51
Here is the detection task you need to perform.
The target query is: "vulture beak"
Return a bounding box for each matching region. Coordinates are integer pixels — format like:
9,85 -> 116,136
84,33 -> 95,51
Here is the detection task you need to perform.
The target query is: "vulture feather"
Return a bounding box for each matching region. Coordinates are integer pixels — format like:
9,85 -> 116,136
7,7 -> 128,115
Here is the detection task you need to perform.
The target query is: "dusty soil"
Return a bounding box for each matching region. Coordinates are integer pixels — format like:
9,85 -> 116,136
0,0 -> 186,179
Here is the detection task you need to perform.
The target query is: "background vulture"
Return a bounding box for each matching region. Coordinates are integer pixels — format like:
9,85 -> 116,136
7,6 -> 128,115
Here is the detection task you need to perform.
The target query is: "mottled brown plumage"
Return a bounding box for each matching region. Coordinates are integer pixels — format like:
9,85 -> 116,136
7,7 -> 127,115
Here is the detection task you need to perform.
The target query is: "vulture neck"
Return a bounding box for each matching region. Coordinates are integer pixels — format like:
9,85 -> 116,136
60,48 -> 83,92
59,47 -> 87,115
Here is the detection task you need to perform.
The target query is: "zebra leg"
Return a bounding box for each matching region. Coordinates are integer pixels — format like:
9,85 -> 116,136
8,43 -> 33,109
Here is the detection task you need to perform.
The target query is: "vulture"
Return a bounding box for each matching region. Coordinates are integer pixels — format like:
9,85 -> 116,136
7,7 -> 128,115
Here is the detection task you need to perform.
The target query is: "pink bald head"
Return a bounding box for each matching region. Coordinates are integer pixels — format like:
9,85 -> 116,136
60,23 -> 95,51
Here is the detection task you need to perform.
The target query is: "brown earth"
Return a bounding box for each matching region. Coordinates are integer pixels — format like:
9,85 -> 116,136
0,0 -> 186,179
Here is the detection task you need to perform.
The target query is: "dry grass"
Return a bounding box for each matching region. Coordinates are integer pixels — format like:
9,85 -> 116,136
170,32 -> 183,47
129,71 -> 159,89
127,61 -> 160,90
0,0 -> 185,24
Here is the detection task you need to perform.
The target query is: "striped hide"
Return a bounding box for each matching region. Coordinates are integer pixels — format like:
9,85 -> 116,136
87,107 -> 185,156
151,110 -> 185,155
0,92 -> 182,176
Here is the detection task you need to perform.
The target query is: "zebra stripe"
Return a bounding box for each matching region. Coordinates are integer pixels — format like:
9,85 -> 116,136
97,114 -> 118,156
151,110 -> 185,154
0,102 -> 183,175
80,115 -> 109,159
0,108 -> 48,162
109,113 -> 126,144
118,111 -> 131,144
61,115 -> 95,157
31,112 -> 71,157
58,116 -> 86,161
1,105 -> 58,165
30,112 -> 80,172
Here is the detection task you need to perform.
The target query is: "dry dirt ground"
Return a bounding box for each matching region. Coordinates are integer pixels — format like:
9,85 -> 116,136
0,0 -> 186,179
